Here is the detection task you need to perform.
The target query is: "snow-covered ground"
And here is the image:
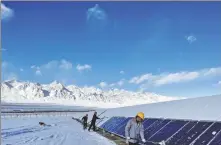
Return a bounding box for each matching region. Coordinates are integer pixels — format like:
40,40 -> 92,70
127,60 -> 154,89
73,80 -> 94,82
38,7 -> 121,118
1,116 -> 116,145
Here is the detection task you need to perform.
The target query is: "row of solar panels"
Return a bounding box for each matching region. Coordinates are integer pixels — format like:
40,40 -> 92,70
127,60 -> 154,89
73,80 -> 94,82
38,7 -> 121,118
98,117 -> 221,145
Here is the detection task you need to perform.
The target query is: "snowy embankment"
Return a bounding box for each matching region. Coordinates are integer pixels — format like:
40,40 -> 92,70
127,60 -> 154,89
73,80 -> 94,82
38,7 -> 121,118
1,102 -> 96,112
1,116 -> 116,145
97,94 -> 221,125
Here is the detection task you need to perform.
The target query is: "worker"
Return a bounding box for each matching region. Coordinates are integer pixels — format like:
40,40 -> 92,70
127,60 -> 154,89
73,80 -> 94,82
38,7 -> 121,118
88,112 -> 100,131
125,112 -> 146,145
82,114 -> 88,130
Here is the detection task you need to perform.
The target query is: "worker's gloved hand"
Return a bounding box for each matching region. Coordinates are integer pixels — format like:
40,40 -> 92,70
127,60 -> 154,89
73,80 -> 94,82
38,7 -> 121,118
142,139 -> 146,143
126,137 -> 130,144
125,139 -> 129,144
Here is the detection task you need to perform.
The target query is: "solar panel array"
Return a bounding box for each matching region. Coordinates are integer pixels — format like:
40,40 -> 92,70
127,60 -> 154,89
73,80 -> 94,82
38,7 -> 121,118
99,117 -> 221,145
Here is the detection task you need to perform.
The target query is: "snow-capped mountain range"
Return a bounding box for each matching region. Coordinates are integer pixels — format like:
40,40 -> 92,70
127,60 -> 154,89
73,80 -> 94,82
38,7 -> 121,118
1,80 -> 181,108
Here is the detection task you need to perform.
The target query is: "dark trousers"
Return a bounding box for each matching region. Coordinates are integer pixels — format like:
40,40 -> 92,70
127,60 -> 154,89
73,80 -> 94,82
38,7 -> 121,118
83,122 -> 87,130
88,122 -> 96,131
129,142 -> 138,145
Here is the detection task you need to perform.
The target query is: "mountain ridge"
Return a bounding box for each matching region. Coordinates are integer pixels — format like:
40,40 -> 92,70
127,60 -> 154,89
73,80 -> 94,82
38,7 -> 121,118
1,80 -> 182,108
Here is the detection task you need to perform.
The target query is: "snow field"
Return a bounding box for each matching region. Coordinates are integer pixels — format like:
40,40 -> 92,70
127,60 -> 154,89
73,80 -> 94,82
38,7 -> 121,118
1,116 -> 116,145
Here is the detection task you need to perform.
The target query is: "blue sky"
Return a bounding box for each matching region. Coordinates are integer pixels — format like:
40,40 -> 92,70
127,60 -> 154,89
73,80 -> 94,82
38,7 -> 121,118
1,2 -> 221,97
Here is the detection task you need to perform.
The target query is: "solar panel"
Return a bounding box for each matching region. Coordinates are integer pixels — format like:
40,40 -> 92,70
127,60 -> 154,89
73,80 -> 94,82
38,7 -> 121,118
101,117 -> 118,130
149,120 -> 188,142
99,117 -> 115,128
100,117 -> 116,128
192,122 -> 221,145
208,129 -> 221,145
166,121 -> 196,144
109,117 -> 126,133
143,118 -> 159,129
105,117 -> 122,131
144,119 -> 171,140
172,121 -> 212,145
114,117 -> 132,136
99,116 -> 221,145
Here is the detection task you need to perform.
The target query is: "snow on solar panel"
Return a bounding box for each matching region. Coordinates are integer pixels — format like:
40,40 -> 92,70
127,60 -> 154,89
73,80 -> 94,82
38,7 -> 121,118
144,119 -> 171,140
174,121 -> 212,145
191,122 -> 221,145
166,121 -> 197,145
148,120 -> 188,142
208,129 -> 221,145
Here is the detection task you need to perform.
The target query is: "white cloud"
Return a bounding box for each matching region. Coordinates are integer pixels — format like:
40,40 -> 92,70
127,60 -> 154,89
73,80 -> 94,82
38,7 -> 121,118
44,61 -> 59,69
1,3 -> 13,20
59,59 -> 73,70
154,72 -> 199,86
99,79 -> 125,89
35,67 -> 42,76
2,61 -> 8,68
76,64 -> 92,72
109,83 -> 116,87
185,35 -> 197,44
213,80 -> 221,87
31,60 -> 73,71
31,65 -> 42,75
4,72 -> 18,80
35,70 -> 42,76
117,79 -> 124,86
0,48 -> 7,51
120,71 -> 125,74
202,67 -> 221,77
31,60 -> 73,76
129,74 -> 154,84
99,82 -> 107,88
28,60 -> 75,84
31,65 -> 36,69
2,60 -> 75,83
87,4 -> 107,21
130,67 -> 221,87
2,61 -> 18,81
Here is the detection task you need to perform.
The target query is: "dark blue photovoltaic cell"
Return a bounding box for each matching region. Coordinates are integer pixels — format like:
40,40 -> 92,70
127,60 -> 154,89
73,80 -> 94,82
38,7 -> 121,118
116,117 -> 133,137
172,121 -> 212,145
109,117 -> 126,132
209,130 -> 221,145
166,121 -> 196,144
143,119 -> 158,129
193,122 -> 221,145
114,117 -> 132,136
102,117 -> 118,130
99,117 -> 115,128
105,117 -> 122,131
144,119 -> 163,139
149,120 -> 188,142
144,119 -> 171,140
100,117 -> 116,128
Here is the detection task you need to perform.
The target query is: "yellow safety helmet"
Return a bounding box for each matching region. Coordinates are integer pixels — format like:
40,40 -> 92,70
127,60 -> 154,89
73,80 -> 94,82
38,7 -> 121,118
136,112 -> 144,120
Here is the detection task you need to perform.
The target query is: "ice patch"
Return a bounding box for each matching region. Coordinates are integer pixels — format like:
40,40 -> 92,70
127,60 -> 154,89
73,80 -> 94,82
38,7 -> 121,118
212,131 -> 216,135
